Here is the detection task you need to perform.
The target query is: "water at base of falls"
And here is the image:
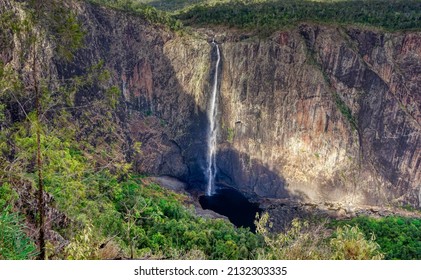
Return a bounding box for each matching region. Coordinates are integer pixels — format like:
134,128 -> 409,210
199,186 -> 261,232
206,42 -> 221,196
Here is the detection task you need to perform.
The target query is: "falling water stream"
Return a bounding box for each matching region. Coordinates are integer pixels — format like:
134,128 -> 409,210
200,41 -> 262,231
206,41 -> 220,196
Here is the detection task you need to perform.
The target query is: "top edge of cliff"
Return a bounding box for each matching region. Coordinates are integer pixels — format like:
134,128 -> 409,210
85,0 -> 421,35
7,0 -> 417,40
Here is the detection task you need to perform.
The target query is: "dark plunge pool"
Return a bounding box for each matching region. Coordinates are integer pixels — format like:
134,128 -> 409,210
199,187 -> 261,232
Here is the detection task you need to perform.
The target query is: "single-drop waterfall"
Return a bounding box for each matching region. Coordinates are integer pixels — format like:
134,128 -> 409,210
206,41 -> 221,196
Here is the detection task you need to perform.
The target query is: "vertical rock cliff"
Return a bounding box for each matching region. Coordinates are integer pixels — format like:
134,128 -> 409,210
217,27 -> 420,208
2,0 -> 420,208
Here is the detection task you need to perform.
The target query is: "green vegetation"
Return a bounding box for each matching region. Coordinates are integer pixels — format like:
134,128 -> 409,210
131,0 -> 210,11
92,0 -> 421,34
90,0 -> 183,30
2,104 -> 263,259
0,206 -> 38,260
256,213 -> 383,259
330,225 -> 383,260
175,0 -> 421,32
1,0 -> 418,260
227,127 -> 235,143
331,216 -> 421,259
333,93 -> 358,131
0,184 -> 37,260
105,178 -> 262,259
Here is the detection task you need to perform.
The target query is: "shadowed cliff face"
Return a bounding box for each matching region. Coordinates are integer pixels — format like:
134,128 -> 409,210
3,0 -> 419,208
66,3 -> 213,188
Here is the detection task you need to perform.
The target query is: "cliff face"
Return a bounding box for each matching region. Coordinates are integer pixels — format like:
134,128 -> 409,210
166,25 -> 421,208
166,25 -> 420,208
217,27 -> 421,208
49,2 -> 213,187
91,9 -> 421,207
2,0 -> 420,208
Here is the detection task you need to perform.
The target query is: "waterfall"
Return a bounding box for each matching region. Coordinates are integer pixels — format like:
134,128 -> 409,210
206,41 -> 221,196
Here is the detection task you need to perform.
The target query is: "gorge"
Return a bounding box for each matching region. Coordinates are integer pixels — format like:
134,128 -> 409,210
1,0 -> 421,260
131,23 -> 420,211
3,0 -> 421,212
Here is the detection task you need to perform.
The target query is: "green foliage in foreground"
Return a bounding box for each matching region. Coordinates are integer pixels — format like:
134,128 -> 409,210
175,0 -> 421,32
0,206 -> 38,260
0,184 -> 37,260
48,171 -> 385,260
331,216 -> 421,259
79,176 -> 263,259
256,213 -> 383,260
1,127 -> 388,260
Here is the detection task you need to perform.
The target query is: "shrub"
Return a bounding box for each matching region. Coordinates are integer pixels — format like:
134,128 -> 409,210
64,223 -> 100,260
255,213 -> 384,260
0,206 -> 37,260
332,216 -> 421,259
330,225 -> 383,260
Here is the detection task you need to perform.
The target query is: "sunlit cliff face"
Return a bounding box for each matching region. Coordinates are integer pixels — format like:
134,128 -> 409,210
201,27 -> 420,208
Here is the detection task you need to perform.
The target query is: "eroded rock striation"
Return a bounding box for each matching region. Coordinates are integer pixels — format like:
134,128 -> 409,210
217,27 -> 420,208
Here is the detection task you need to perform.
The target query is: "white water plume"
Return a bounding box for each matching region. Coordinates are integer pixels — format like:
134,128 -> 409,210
206,41 -> 220,196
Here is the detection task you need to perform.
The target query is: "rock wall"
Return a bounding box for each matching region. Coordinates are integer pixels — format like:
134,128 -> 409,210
65,4 -> 421,208
217,26 -> 420,207
2,0 -> 419,208
57,2 -> 213,187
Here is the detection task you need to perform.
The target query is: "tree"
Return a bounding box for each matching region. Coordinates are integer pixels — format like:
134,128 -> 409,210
0,0 -> 84,259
